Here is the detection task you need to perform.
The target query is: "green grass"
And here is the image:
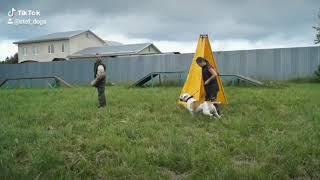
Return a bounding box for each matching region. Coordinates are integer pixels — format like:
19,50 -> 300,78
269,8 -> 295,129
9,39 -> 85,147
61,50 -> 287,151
0,84 -> 319,179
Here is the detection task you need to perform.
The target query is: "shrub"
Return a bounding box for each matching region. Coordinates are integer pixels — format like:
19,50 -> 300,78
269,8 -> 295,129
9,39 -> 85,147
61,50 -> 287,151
315,65 -> 320,82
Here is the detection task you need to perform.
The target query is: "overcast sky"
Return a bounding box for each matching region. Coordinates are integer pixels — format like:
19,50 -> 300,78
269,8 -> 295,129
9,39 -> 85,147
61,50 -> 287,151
0,0 -> 319,60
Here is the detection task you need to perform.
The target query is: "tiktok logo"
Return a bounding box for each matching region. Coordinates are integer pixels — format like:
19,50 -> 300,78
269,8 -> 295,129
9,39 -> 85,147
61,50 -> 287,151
7,8 -> 16,24
6,8 -> 46,26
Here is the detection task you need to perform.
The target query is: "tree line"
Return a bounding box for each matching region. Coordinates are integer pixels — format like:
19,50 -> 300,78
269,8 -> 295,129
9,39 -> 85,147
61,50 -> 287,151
1,52 -> 18,64
314,9 -> 320,44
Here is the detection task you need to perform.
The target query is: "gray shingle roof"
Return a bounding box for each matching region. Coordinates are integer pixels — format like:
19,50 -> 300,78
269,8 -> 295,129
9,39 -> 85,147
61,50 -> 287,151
13,30 -> 104,44
69,43 -> 161,58
104,40 -> 123,46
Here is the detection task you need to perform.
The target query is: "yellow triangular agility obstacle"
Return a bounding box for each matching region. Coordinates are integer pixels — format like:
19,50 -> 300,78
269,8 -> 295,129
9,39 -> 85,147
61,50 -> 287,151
179,34 -> 228,106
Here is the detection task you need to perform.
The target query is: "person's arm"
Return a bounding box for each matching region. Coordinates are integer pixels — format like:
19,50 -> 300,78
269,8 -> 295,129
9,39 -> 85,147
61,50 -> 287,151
96,65 -> 106,80
204,66 -> 218,85
91,65 -> 106,86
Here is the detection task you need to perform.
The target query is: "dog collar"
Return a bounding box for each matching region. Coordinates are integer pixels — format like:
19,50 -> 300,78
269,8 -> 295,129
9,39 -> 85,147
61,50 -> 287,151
186,96 -> 194,101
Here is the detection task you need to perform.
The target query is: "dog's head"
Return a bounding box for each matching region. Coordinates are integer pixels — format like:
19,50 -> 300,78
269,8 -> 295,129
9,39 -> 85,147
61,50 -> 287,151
179,93 -> 193,102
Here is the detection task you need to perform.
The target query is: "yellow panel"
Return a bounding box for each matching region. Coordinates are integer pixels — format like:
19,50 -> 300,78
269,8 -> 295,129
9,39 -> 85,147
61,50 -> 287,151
178,34 -> 228,106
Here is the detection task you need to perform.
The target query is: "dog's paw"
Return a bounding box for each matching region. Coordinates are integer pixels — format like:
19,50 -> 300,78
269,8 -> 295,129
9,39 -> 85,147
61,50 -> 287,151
211,112 -> 221,119
210,115 -> 219,120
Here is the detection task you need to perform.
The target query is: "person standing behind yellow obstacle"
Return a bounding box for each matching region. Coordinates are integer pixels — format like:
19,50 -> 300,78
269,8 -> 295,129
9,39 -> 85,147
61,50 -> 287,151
178,34 -> 228,110
196,57 -> 221,115
196,57 -> 219,101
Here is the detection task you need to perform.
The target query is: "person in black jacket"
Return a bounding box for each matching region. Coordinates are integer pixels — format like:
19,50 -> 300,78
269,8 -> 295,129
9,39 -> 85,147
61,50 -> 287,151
91,53 -> 106,108
196,57 -> 221,114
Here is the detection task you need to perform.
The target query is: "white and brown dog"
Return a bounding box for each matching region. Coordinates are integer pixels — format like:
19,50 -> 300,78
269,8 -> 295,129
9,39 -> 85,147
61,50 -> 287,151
179,93 -> 221,118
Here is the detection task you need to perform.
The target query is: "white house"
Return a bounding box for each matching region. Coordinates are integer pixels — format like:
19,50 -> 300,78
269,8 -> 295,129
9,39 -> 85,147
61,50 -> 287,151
13,30 -> 162,63
68,43 -> 161,59
13,30 -> 106,63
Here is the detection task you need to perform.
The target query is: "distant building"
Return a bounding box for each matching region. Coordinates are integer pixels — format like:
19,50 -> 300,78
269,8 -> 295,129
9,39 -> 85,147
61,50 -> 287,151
13,30 -> 106,63
68,43 -> 161,59
13,30 -> 162,63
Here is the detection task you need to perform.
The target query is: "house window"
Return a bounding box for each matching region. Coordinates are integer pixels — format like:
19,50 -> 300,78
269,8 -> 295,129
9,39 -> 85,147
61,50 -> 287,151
86,32 -> 89,38
23,47 -> 27,56
33,47 -> 39,55
61,43 -> 64,52
48,44 -> 54,54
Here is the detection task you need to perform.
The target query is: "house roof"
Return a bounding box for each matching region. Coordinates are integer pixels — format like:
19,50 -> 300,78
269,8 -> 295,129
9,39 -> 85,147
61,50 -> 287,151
68,43 -> 161,58
13,30 -> 105,44
104,40 -> 123,46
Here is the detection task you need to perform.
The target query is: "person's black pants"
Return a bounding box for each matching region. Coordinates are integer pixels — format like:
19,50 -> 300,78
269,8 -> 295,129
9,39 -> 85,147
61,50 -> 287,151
97,85 -> 106,107
204,84 -> 218,102
204,85 -> 221,115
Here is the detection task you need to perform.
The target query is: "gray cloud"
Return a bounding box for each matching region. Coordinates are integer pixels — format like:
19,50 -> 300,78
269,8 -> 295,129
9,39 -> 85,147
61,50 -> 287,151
0,0 -> 319,43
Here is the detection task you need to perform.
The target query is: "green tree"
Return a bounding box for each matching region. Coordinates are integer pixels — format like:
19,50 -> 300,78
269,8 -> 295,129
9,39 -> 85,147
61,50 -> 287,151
315,27 -> 320,44
1,52 -> 18,64
314,9 -> 320,44
315,65 -> 320,81
314,10 -> 320,82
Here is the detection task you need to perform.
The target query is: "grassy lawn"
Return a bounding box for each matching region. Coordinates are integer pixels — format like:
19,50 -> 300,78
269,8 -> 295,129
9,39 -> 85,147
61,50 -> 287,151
0,83 -> 319,179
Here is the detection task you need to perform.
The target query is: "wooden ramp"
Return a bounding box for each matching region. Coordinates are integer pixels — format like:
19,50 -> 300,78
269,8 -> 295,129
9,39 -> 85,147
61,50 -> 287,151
133,72 -> 264,87
220,74 -> 264,86
133,72 -> 160,87
0,76 -> 73,88
132,71 -> 186,87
